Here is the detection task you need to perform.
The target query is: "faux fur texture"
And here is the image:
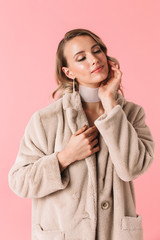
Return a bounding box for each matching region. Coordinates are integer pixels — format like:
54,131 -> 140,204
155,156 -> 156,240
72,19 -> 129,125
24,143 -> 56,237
8,91 -> 155,240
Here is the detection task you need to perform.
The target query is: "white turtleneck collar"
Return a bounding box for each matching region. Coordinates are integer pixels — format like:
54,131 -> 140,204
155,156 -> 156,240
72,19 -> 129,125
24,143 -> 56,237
78,84 -> 101,103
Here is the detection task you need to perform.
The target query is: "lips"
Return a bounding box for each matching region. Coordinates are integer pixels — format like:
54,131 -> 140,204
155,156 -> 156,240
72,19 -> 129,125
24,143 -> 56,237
91,65 -> 104,73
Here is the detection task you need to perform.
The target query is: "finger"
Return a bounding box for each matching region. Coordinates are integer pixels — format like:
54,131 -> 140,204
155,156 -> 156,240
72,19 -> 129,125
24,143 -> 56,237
74,125 -> 87,136
111,67 -> 118,72
84,126 -> 98,136
108,60 -> 117,67
109,61 -> 116,65
111,67 -> 122,76
111,66 -> 121,72
92,145 -> 100,154
90,138 -> 99,148
88,130 -> 99,141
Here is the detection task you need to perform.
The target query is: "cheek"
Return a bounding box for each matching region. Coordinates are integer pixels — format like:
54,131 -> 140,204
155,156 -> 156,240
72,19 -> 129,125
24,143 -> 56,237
74,63 -> 89,74
104,60 -> 109,76
100,54 -> 108,67
103,57 -> 108,68
103,55 -> 108,64
105,59 -> 109,71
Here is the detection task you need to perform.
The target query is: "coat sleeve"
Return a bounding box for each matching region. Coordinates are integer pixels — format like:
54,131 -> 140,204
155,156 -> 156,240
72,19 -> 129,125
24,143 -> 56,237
94,104 -> 155,182
8,111 -> 70,199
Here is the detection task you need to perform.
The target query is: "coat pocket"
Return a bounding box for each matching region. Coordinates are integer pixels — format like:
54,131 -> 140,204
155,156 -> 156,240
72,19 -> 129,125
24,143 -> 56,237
33,224 -> 65,240
121,214 -> 142,231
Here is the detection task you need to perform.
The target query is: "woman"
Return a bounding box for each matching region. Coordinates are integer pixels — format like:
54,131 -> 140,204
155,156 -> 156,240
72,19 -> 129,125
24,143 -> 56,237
8,28 -> 155,240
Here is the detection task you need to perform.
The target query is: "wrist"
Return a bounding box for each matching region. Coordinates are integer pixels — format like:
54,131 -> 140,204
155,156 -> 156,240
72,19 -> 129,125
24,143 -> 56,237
57,148 -> 74,172
63,147 -> 75,164
103,99 -> 118,115
57,150 -> 70,172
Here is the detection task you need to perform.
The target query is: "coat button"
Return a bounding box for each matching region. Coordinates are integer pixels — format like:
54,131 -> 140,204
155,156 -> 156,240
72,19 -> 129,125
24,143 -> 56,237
82,212 -> 90,218
101,201 -> 110,210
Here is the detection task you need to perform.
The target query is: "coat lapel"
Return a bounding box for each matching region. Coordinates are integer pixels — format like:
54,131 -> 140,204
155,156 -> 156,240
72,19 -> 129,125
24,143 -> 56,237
62,91 -> 127,134
62,91 -> 126,230
62,92 -> 97,228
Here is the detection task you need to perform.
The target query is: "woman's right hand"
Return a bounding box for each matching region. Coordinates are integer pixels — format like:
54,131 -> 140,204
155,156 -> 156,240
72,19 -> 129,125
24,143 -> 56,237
57,125 -> 100,170
68,125 -> 100,162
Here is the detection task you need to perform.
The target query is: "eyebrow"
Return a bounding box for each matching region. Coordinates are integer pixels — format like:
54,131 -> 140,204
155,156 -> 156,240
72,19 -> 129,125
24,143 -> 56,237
73,43 -> 100,59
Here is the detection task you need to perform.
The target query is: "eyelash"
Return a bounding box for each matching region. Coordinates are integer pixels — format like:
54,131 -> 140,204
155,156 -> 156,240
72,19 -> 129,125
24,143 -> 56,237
77,50 -> 101,62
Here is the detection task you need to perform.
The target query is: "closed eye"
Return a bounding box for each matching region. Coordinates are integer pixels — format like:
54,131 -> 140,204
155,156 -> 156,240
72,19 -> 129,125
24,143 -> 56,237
77,50 -> 101,62
93,50 -> 101,54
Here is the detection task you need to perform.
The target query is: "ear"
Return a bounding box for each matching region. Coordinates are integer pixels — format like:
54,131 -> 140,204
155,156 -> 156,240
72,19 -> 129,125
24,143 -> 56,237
62,67 -> 75,80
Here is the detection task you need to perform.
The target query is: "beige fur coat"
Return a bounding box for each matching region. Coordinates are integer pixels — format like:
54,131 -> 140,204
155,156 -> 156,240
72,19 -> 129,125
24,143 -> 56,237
8,91 -> 155,240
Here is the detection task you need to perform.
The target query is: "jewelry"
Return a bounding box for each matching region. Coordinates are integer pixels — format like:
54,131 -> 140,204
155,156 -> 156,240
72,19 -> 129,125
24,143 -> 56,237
73,78 -> 76,94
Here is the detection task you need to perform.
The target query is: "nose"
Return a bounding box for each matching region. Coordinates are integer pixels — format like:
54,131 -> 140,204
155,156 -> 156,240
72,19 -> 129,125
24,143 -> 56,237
89,53 -> 100,65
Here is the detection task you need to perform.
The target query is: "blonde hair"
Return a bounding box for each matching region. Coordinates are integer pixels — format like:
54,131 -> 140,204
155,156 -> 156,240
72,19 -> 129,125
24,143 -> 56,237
50,28 -> 125,100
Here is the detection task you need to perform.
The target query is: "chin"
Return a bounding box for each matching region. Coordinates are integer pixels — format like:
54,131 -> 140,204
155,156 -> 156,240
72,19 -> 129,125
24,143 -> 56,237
99,75 -> 108,83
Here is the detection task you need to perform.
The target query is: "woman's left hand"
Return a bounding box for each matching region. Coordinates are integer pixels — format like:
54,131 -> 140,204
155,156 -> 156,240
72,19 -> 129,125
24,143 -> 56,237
98,60 -> 122,113
98,60 -> 122,100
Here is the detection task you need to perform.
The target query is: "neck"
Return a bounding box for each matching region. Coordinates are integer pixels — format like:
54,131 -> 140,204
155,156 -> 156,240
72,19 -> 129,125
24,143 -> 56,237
79,84 -> 101,102
82,101 -> 104,114
78,84 -> 104,113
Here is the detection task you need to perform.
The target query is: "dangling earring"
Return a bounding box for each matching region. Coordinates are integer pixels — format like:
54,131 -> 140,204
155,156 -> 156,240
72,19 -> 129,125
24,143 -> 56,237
73,78 -> 76,94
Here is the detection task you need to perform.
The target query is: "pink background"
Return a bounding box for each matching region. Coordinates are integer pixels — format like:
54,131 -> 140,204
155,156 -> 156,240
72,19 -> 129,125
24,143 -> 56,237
1,0 -> 159,239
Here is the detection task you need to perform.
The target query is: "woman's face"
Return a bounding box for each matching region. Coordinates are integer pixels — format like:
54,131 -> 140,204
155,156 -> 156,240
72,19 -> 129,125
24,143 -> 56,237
62,35 -> 109,88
